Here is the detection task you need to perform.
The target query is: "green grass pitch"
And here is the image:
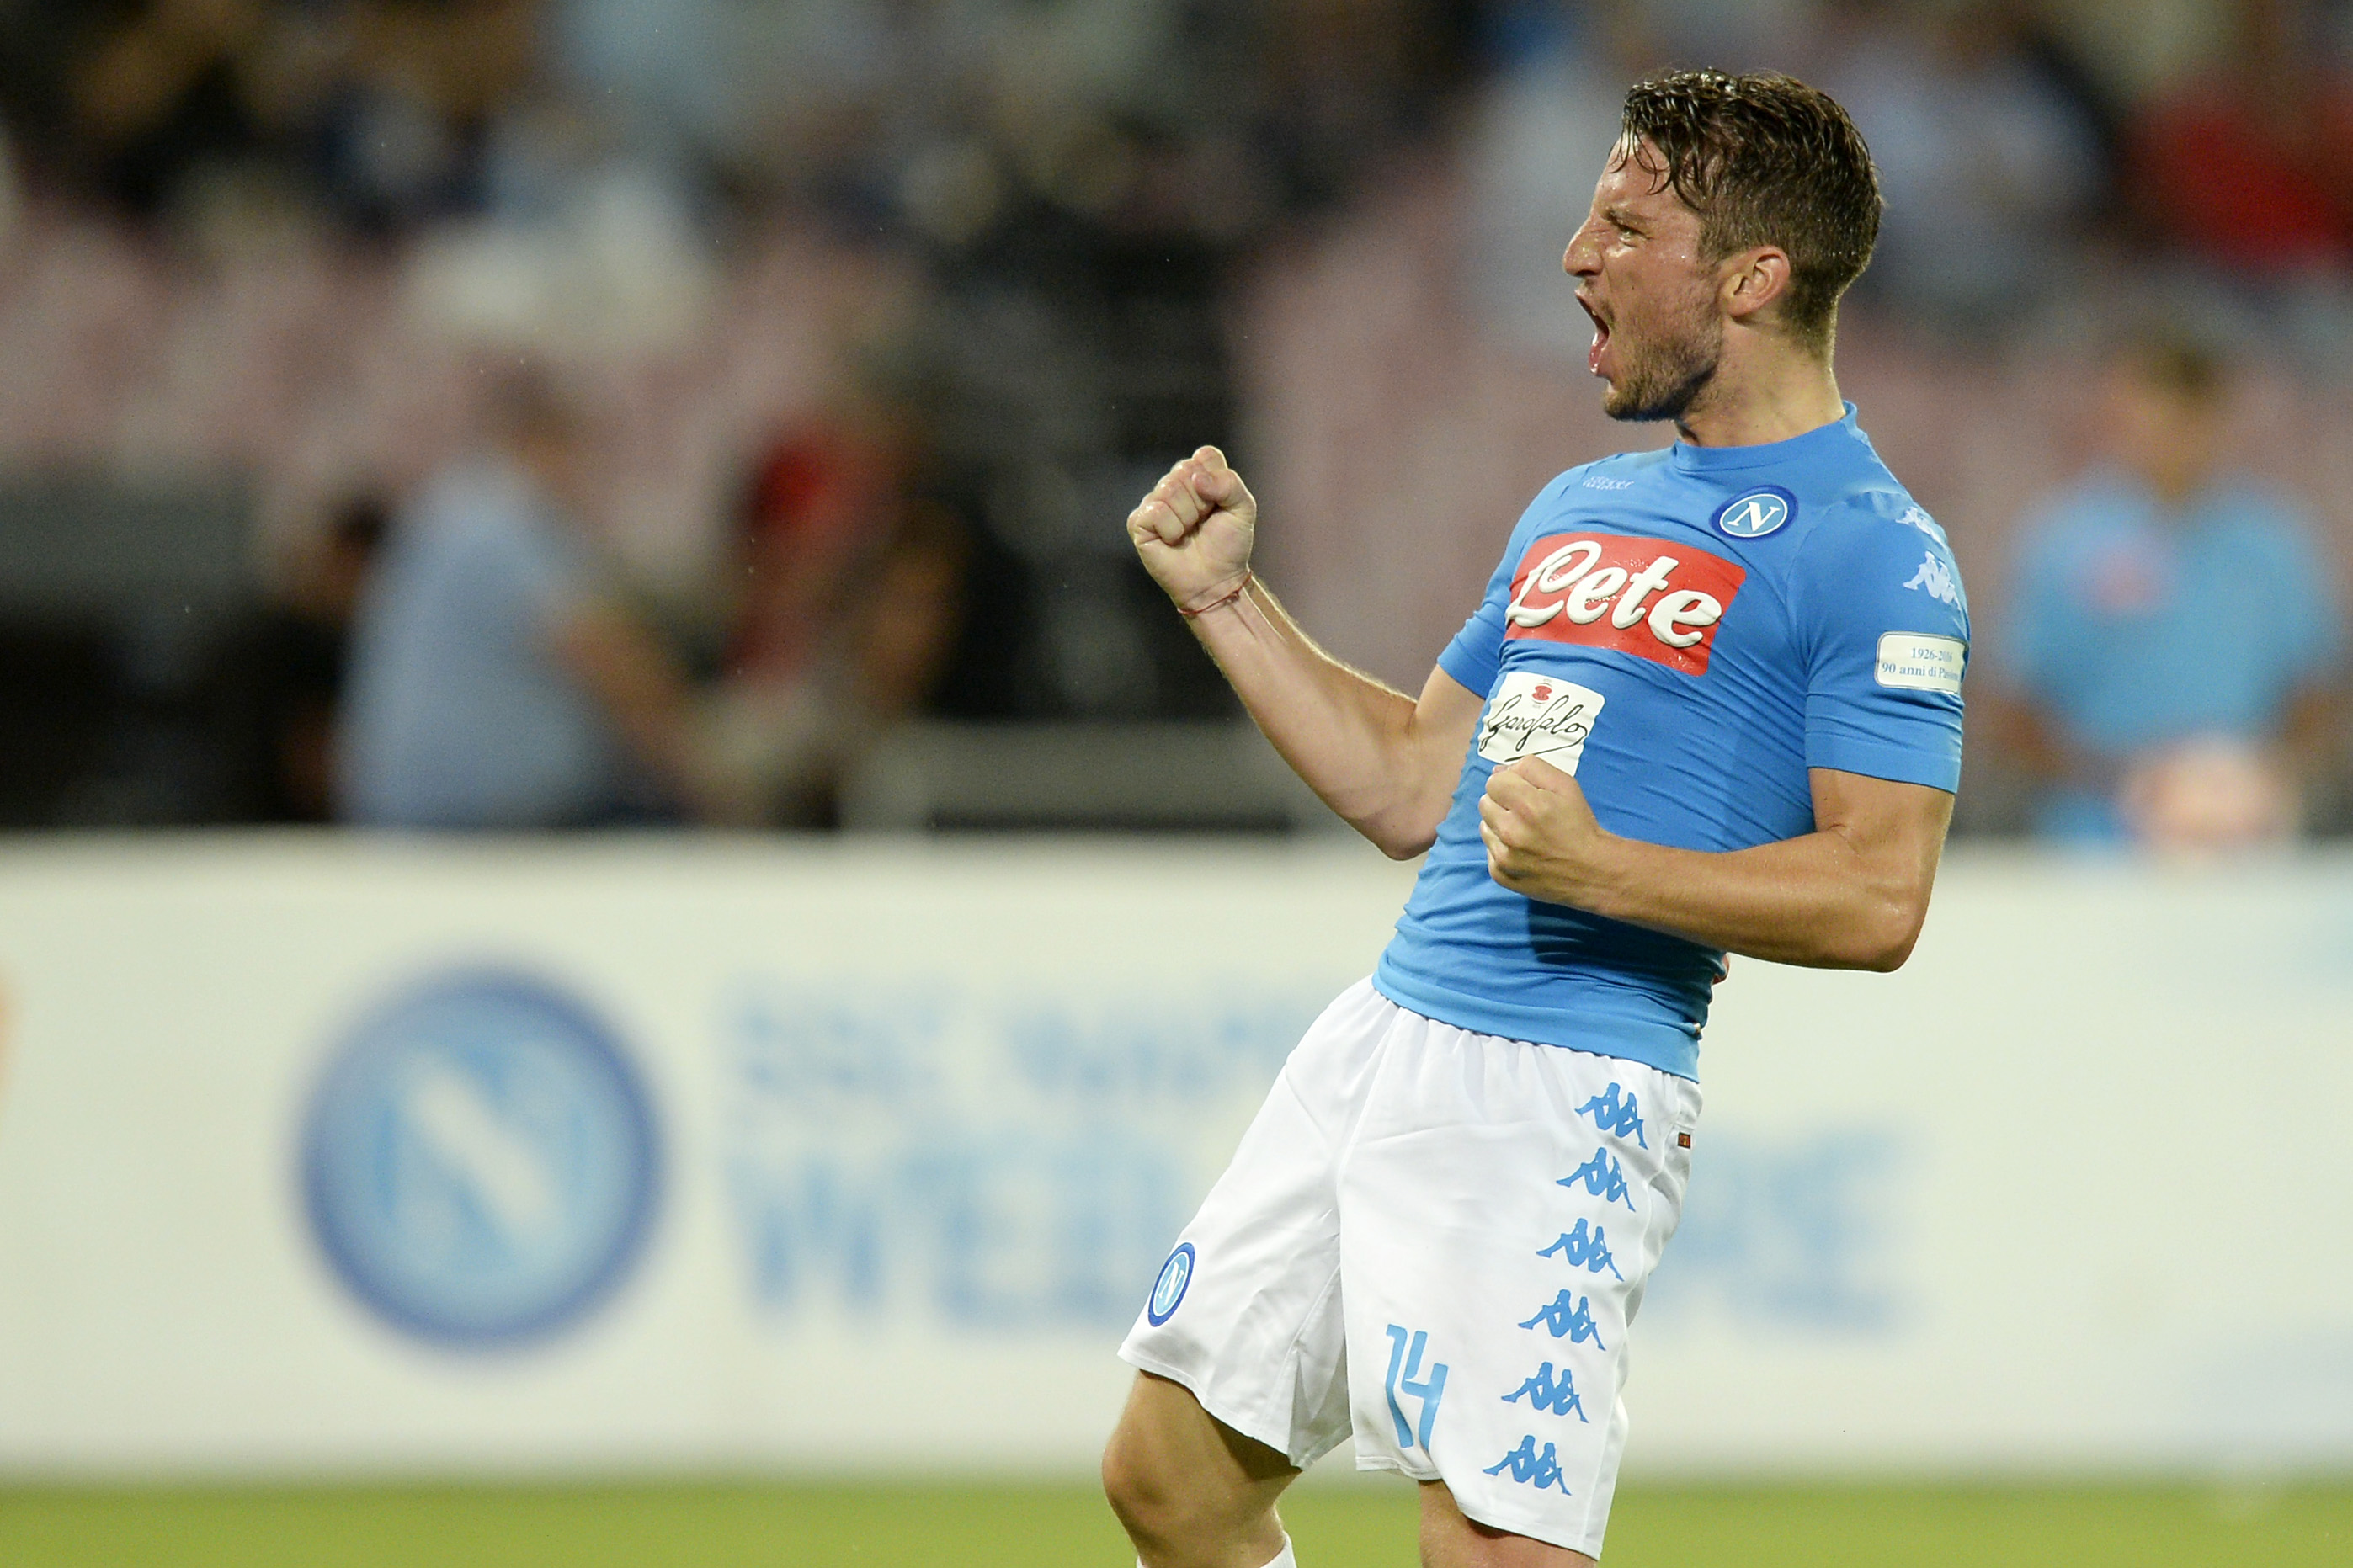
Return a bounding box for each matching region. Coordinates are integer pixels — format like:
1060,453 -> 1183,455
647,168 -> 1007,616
2,1480 -> 2346,1565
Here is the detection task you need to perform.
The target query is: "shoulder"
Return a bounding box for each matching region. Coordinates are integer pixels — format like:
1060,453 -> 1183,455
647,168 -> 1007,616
2013,472 -> 2139,552
1573,448 -> 1674,488
1791,483 -> 1952,566
1788,486 -> 1969,619
1499,450 -> 1673,555
1531,449 -> 1673,508
2209,481 -> 2326,550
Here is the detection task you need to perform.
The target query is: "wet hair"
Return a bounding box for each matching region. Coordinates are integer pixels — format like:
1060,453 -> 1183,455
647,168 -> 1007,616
1618,70 -> 1882,352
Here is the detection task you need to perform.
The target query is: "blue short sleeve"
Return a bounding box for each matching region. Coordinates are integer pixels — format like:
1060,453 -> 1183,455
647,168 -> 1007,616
2250,504 -> 2346,687
1436,550 -> 1512,697
1435,474 -> 1579,696
1791,502 -> 1969,792
2003,512 -> 2079,705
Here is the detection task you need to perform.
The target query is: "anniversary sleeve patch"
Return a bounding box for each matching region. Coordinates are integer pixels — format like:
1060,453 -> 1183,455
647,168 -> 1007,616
1874,632 -> 1967,694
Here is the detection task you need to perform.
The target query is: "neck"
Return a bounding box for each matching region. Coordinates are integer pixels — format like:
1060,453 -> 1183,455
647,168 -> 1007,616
2146,465 -> 2210,509
1673,327 -> 1845,448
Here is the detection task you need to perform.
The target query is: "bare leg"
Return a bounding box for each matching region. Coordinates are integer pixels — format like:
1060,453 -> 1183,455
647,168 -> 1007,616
1419,1481 -> 1596,1568
1102,1372 -> 1300,1568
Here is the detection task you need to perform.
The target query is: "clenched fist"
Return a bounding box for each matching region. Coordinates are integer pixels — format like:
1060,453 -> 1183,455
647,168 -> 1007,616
1128,446 -> 1255,612
1480,757 -> 1619,908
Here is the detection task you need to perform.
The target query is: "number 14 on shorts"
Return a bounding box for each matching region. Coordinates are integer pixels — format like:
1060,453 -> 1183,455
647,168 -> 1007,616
1382,1325 -> 1450,1451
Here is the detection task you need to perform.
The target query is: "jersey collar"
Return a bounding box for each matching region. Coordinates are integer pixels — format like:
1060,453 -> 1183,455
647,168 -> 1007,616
1668,402 -> 1862,476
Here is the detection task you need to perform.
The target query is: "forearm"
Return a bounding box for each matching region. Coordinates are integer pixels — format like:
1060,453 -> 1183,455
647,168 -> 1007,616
1481,763 -> 1952,971
1186,577 -> 1452,857
552,609 -> 702,796
1572,827 -> 1927,970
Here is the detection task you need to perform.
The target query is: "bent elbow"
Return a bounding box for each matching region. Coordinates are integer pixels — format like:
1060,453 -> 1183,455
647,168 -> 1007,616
1861,937 -> 1914,973
1359,801 -> 1442,860
1371,822 -> 1438,861
1854,897 -> 1929,972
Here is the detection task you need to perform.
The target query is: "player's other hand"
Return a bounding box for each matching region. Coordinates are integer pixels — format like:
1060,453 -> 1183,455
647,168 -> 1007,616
1480,757 -> 1618,908
1127,446 -> 1255,612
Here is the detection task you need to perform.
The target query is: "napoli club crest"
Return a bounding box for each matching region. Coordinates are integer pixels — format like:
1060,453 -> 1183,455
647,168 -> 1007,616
1714,487 -> 1795,539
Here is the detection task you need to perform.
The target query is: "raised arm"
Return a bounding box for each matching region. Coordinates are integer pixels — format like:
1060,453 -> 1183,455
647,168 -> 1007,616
1478,759 -> 1953,970
1128,446 -> 1480,858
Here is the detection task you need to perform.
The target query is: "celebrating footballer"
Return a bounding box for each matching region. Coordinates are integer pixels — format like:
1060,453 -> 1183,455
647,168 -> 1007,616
1102,70 -> 1969,1568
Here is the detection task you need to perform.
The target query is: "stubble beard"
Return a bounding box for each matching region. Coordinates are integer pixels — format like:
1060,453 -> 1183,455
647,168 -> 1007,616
1600,301 -> 1723,424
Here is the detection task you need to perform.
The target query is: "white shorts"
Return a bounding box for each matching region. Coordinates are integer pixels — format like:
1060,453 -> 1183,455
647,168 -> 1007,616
1119,979 -> 1701,1558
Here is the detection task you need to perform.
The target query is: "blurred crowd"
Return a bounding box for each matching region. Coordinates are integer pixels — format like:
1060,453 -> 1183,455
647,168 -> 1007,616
0,0 -> 2346,845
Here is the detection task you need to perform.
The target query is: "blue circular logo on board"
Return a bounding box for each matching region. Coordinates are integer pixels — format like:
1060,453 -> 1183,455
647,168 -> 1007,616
1714,486 -> 1795,539
1147,1243 -> 1196,1326
301,970 -> 662,1349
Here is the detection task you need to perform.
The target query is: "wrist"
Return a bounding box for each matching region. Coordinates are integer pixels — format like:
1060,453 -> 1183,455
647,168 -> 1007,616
1575,829 -> 1639,918
1177,570 -> 1254,618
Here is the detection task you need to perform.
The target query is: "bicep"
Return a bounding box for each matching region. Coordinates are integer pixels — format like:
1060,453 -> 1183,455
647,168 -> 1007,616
1412,664 -> 1484,764
1807,768 -> 1953,890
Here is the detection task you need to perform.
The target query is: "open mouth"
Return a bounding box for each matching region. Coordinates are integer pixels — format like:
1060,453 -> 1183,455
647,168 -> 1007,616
1578,293 -> 1610,377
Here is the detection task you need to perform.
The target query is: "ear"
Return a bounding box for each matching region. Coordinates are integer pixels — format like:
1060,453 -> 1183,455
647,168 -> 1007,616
1717,245 -> 1794,326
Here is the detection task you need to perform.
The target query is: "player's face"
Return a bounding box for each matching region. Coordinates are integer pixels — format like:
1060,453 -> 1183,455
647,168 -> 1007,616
1563,140 -> 1722,423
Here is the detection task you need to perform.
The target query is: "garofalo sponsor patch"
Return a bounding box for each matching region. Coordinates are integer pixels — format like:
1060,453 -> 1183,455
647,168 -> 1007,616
1477,672 -> 1606,773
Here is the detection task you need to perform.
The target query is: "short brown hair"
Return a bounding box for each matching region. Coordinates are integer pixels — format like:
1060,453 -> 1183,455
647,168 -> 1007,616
1619,71 -> 1881,351
2115,327 -> 2228,405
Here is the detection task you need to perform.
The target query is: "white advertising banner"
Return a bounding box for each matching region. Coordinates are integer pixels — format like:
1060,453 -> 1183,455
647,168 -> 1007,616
0,838 -> 2348,1478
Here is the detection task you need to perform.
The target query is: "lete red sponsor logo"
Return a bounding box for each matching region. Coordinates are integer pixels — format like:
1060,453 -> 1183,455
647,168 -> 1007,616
1504,532 -> 1746,675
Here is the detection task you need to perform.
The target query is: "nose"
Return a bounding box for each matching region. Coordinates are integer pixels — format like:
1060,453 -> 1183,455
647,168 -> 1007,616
1562,220 -> 1602,279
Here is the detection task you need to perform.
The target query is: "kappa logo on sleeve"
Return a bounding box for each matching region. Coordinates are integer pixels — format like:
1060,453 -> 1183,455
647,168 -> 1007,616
1903,551 -> 1962,607
1504,534 -> 1746,676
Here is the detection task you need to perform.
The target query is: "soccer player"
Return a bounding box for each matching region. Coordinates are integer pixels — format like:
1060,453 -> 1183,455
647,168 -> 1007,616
1102,72 -> 1967,1568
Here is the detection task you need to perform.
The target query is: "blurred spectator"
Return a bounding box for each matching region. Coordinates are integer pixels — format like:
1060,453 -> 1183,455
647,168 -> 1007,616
1826,0 -> 2106,334
336,365 -> 741,828
727,401 -> 911,690
2128,0 -> 2353,273
705,397 -> 966,825
1996,330 -> 2345,850
1462,3 -> 1654,360
65,0 -> 280,216
2127,0 -> 2353,360
242,489 -> 388,820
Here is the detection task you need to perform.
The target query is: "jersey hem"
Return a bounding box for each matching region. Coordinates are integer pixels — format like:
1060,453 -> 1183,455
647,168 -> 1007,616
1370,961 -> 1700,1081
1435,640 -> 1497,704
1803,734 -> 1961,792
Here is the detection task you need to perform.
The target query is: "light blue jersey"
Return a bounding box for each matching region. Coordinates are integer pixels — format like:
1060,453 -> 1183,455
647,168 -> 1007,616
2006,469 -> 2343,841
1372,407 -> 1967,1081
339,459 -> 621,828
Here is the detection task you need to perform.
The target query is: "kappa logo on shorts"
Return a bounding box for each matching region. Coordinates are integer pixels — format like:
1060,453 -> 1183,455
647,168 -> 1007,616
1558,1146 -> 1637,1211
1382,1325 -> 1450,1452
1483,1435 -> 1573,1493
1501,1361 -> 1589,1422
1518,1290 -> 1608,1347
1575,1084 -> 1648,1148
1145,1243 -> 1195,1326
1536,1218 -> 1623,1279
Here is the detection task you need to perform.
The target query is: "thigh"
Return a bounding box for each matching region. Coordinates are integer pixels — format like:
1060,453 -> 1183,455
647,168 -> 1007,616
1118,979 -> 1397,1467
1338,1020 -> 1700,1560
1419,1480 -> 1595,1568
